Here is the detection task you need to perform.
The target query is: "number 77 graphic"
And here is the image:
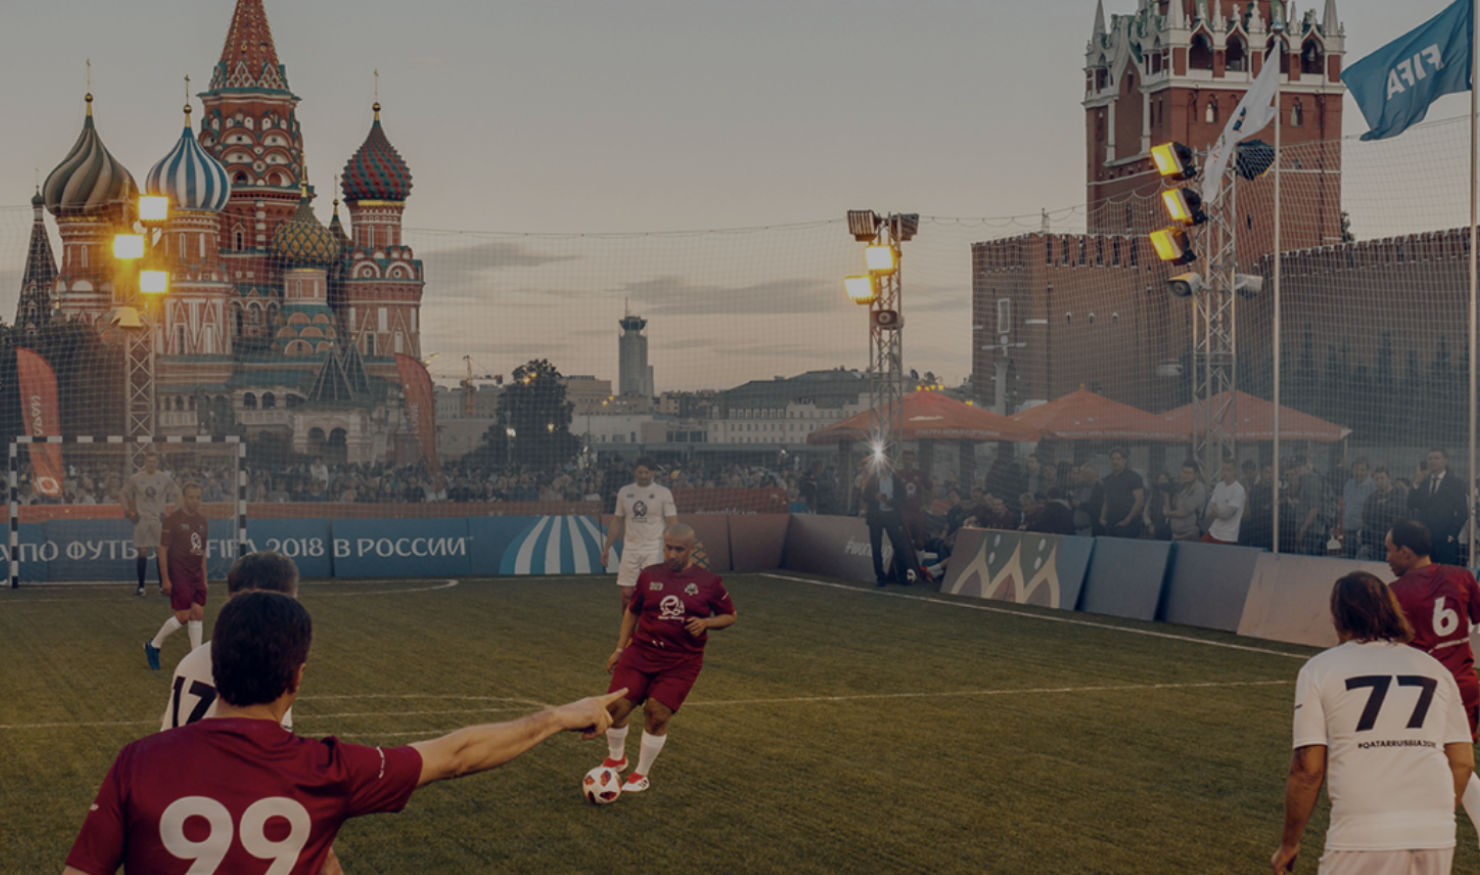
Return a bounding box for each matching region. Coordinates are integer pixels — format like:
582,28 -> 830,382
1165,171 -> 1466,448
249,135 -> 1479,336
1345,675 -> 1440,732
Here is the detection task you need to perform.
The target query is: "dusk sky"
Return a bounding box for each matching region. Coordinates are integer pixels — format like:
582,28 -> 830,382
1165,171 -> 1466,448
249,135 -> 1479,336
0,0 -> 1469,391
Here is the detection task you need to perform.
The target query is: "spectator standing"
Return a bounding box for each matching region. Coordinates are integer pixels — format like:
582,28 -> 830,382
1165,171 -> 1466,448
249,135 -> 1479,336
1202,458 -> 1246,545
859,464 -> 920,587
1073,464 -> 1103,537
1358,467 -> 1406,561
1241,464 -> 1276,550
896,449 -> 932,551
1283,454 -> 1327,556
1164,462 -> 1206,542
1338,458 -> 1375,558
1098,448 -> 1146,539
1034,488 -> 1076,535
1409,448 -> 1469,566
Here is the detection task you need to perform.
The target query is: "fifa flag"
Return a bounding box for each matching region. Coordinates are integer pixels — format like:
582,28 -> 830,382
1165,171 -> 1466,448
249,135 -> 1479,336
1203,44 -> 1282,203
16,348 -> 64,498
394,353 -> 445,488
1342,0 -> 1473,141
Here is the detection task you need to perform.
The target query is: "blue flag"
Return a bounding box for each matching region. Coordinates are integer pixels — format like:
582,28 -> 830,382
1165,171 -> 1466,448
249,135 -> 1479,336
1341,0 -> 1473,141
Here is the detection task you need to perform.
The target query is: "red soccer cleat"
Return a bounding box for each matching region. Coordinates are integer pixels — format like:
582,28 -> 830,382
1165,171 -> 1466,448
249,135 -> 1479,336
621,772 -> 649,793
602,756 -> 629,772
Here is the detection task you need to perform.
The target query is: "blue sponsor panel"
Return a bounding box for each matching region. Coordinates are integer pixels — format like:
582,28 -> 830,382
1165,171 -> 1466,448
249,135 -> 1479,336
221,519 -> 333,580
4,523 -> 51,583
1079,538 -> 1174,622
331,518 -> 472,579
1161,541 -> 1264,633
43,519 -> 141,582
1237,554 -> 1388,648
464,516 -> 606,575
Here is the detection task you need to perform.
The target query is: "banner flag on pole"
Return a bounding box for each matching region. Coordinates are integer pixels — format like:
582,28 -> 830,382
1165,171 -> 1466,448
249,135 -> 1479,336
16,348 -> 64,498
1341,0 -> 1473,141
394,353 -> 444,489
1204,43 -> 1283,203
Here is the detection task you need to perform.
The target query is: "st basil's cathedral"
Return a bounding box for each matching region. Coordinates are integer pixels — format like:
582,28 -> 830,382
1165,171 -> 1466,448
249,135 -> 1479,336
16,0 -> 423,464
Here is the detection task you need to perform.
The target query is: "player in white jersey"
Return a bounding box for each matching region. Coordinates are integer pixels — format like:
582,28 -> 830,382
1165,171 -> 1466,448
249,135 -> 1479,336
601,455 -> 677,612
1273,572 -> 1474,875
161,551 -> 300,732
121,449 -> 182,596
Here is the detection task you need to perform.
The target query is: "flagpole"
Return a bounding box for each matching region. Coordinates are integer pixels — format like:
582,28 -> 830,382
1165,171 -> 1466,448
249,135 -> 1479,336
1272,39 -> 1283,555
1469,0 -> 1477,569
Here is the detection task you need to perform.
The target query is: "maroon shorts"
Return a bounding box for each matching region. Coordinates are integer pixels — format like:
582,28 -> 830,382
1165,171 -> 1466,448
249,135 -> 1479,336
169,571 -> 207,612
608,645 -> 703,713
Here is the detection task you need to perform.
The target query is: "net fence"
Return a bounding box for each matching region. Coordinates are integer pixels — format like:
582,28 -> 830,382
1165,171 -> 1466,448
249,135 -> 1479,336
0,113 -> 1474,554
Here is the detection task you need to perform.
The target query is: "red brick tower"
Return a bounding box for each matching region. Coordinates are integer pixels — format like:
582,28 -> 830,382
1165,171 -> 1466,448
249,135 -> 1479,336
1084,0 -> 1346,253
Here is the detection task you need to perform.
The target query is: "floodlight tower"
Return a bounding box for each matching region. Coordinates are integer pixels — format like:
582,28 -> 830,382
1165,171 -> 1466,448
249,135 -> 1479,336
1150,144 -> 1240,478
113,195 -> 171,468
844,211 -> 918,474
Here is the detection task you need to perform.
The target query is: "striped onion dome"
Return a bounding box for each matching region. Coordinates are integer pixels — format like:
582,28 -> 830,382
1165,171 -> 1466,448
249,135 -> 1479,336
341,104 -> 412,202
145,105 -> 231,213
43,94 -> 137,217
271,190 -> 341,268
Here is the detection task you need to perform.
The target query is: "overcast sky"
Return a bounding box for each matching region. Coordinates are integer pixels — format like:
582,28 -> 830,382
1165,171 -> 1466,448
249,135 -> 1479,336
0,0 -> 1469,390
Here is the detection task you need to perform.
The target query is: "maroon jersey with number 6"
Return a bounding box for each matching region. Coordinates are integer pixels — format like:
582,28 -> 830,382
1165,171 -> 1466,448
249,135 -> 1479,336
629,563 -> 735,658
160,509 -> 209,585
65,718 -> 422,875
1391,563 -> 1480,735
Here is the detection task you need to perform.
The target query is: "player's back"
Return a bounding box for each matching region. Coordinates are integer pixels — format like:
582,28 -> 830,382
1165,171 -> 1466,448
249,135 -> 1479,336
68,718 -> 419,875
1295,641 -> 1469,851
1392,564 -> 1480,677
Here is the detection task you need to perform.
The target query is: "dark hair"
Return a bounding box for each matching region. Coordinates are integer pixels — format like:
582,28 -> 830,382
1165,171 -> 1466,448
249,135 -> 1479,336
1351,457 -> 1369,468
1429,447 -> 1449,459
1046,487 -> 1066,500
1330,572 -> 1413,644
1373,465 -> 1389,476
1291,452 -> 1309,468
634,455 -> 658,472
1108,446 -> 1128,460
1388,519 -> 1432,558
226,551 -> 300,596
212,592 -> 312,707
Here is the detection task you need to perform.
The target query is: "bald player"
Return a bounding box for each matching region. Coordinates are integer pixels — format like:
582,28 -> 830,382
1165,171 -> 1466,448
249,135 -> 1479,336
599,523 -> 736,793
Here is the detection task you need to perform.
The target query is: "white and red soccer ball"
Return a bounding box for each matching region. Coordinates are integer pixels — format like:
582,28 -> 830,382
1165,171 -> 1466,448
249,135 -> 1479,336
583,766 -> 622,804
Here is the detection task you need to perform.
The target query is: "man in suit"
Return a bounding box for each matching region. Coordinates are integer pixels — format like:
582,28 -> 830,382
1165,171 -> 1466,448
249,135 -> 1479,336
1408,447 -> 1469,565
859,462 -> 920,588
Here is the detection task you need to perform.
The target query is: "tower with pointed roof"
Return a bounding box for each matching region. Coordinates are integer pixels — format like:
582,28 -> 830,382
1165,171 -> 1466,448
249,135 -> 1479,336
1083,0 -> 1345,251
16,190 -> 59,331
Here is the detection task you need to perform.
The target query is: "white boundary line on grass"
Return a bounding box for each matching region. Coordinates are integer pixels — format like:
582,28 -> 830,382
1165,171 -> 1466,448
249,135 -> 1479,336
761,573 -> 1312,659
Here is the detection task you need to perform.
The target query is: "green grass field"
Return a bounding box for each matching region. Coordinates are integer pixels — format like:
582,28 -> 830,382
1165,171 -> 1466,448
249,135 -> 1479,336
2,572 -> 1474,874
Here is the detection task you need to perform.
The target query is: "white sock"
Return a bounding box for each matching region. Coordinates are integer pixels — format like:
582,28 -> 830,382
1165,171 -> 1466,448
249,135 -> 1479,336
1463,771 -> 1480,842
606,724 -> 629,762
635,731 -> 667,776
187,621 -> 203,651
152,617 -> 182,649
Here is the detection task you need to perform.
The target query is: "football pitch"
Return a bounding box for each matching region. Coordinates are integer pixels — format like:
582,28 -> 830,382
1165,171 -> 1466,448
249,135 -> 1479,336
3,572 -> 1476,874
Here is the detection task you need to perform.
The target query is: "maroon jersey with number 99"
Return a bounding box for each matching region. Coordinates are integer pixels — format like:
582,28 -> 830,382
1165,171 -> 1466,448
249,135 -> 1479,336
629,563 -> 735,657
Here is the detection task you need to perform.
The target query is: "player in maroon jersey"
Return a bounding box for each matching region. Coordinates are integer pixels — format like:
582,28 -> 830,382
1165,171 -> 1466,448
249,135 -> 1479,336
1386,518 -> 1480,841
601,523 -> 736,793
66,592 -> 621,875
143,482 -> 210,670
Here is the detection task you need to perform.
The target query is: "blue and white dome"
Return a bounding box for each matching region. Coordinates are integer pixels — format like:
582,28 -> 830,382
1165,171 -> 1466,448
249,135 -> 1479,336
145,106 -> 231,213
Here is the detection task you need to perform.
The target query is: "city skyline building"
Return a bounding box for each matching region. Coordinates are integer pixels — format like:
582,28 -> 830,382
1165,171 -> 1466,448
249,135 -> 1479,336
617,306 -> 654,398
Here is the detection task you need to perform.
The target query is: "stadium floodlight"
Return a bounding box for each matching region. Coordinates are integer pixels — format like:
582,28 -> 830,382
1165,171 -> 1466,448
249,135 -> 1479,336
1150,142 -> 1197,181
106,306 -> 142,329
138,196 -> 169,224
140,270 -> 169,295
113,234 -> 145,260
1162,189 -> 1207,226
505,427 -> 516,438
844,275 -> 878,305
847,210 -> 881,242
864,245 -> 897,275
1149,227 -> 1197,265
1166,272 -> 1205,298
892,214 -> 921,242
1234,273 -> 1264,298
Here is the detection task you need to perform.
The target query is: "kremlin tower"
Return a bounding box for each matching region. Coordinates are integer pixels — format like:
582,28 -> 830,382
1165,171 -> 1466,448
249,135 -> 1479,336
22,0 -> 427,464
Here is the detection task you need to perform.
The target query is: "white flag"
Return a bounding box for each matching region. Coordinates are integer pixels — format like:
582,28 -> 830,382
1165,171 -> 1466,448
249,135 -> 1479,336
1203,43 -> 1282,203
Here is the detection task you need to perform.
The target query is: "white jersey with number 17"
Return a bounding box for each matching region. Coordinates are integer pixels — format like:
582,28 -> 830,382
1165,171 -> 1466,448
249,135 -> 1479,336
161,645 -> 292,732
615,483 -> 676,553
1292,639 -> 1469,852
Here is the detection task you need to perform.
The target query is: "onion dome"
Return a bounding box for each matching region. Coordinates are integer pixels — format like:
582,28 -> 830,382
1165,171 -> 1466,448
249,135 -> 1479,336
43,94 -> 137,217
146,104 -> 232,213
271,189 -> 341,268
341,104 -> 412,202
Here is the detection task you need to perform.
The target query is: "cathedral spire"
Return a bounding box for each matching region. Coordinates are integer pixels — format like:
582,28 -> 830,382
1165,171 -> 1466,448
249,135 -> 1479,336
1092,0 -> 1107,42
1322,0 -> 1338,34
209,0 -> 290,93
17,188 -> 58,331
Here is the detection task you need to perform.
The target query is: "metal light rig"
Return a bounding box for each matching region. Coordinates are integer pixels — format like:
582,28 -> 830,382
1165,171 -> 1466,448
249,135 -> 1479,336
845,211 -> 919,475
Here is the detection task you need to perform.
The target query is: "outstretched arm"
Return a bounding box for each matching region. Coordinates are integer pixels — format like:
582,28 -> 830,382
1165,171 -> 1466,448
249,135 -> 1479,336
410,690 -> 626,788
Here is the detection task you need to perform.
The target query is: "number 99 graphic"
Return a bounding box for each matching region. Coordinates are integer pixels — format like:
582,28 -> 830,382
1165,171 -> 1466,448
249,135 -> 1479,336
160,796 -> 311,875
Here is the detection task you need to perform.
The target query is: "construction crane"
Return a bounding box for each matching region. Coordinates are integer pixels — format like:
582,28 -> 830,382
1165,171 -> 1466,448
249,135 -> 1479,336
427,355 -> 503,418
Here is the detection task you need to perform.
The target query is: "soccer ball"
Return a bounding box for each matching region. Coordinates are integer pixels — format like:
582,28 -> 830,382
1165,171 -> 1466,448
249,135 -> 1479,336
583,766 -> 622,804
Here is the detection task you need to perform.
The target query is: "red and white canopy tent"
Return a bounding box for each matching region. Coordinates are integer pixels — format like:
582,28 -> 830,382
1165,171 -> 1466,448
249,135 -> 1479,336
806,390 -> 1041,446
1006,387 -> 1186,442
1157,390 -> 1352,443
